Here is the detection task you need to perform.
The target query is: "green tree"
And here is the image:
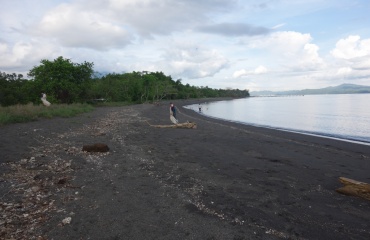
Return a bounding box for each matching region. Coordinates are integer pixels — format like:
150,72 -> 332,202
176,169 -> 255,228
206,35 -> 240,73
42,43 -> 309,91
28,56 -> 94,103
0,72 -> 32,106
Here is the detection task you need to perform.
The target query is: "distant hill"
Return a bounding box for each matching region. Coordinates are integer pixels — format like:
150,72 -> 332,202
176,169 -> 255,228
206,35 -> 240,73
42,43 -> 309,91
250,84 -> 370,96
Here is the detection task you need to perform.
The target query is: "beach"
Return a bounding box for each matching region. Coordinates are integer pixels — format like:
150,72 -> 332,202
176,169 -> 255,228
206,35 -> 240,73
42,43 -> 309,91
1,99 -> 370,240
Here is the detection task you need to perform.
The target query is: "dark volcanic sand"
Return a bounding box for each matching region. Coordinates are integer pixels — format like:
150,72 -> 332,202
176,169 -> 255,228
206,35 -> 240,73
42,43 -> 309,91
1,99 -> 370,240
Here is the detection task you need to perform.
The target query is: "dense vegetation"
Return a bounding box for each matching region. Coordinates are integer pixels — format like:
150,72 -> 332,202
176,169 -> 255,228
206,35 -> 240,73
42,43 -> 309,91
1,56 -> 249,107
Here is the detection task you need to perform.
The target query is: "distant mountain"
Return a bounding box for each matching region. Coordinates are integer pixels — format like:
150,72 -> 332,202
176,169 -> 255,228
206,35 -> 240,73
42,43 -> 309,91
250,84 -> 370,96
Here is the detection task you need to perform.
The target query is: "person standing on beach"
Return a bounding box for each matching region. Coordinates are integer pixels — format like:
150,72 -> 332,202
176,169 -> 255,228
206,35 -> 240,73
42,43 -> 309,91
170,103 -> 178,123
198,103 -> 202,113
170,103 -> 177,119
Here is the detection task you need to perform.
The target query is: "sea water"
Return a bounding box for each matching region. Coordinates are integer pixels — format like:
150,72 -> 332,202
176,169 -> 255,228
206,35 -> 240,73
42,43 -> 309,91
184,94 -> 370,145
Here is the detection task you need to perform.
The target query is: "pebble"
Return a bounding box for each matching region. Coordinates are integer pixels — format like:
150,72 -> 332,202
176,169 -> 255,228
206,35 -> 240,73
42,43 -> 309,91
62,217 -> 72,225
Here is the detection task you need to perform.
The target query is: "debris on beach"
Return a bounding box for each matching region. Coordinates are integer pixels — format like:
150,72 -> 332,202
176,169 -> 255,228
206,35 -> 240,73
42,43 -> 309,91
0,155 -> 75,239
61,217 -> 72,225
82,143 -> 110,152
146,121 -> 197,129
0,111 -> 125,239
336,177 -> 370,201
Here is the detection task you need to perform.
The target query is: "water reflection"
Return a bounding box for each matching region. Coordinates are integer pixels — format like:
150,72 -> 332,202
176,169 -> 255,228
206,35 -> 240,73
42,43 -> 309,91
184,94 -> 370,144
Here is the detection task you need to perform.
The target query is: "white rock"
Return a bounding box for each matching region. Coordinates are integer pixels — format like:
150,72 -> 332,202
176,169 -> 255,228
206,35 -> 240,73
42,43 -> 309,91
62,217 -> 72,225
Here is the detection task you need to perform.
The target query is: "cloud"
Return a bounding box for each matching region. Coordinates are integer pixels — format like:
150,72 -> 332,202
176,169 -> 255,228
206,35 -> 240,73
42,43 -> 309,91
351,57 -> 370,70
0,42 -> 7,54
0,40 -> 58,72
33,4 -> 131,50
331,35 -> 370,59
26,0 -> 241,51
233,65 -> 268,78
329,35 -> 370,79
197,23 -> 271,36
336,67 -> 352,76
255,65 -> 268,74
247,31 -> 325,71
271,23 -> 286,29
97,0 -> 238,37
161,42 -> 229,79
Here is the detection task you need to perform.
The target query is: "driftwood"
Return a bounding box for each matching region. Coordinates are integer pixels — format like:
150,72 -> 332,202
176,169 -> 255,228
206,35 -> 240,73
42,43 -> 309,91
82,143 -> 110,152
146,121 -> 197,129
336,177 -> 370,201
41,93 -> 51,106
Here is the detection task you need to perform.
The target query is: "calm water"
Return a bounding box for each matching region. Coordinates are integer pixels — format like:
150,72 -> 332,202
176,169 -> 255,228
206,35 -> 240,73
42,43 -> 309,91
184,94 -> 370,145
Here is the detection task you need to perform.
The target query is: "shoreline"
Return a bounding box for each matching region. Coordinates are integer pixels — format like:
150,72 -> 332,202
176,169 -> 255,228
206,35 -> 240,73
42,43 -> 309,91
182,96 -> 370,146
1,100 -> 370,239
186,111 -> 370,146
176,98 -> 370,154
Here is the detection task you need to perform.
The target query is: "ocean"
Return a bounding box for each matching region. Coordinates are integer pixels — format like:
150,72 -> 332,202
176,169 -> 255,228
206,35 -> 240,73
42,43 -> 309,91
184,94 -> 370,145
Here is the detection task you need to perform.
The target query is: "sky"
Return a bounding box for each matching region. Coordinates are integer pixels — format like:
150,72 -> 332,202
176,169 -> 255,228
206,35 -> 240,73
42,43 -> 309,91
1,0 -> 370,91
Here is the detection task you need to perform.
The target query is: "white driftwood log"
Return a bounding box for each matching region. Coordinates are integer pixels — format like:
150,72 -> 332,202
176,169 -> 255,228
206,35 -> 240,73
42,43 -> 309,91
41,93 -> 51,106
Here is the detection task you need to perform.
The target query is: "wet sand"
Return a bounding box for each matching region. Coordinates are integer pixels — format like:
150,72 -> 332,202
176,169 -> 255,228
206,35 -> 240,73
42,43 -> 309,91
1,99 -> 370,239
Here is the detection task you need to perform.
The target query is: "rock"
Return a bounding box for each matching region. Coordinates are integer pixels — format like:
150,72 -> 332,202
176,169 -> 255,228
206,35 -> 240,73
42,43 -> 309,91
31,186 -> 41,192
57,177 -> 68,185
82,143 -> 109,152
62,217 -> 72,225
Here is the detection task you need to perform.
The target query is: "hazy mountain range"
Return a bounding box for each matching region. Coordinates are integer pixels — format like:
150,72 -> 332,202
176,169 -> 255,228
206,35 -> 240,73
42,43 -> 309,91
250,84 -> 370,96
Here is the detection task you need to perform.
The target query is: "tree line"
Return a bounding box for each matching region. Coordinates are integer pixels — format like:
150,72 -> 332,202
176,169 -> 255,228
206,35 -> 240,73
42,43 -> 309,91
0,56 -> 249,106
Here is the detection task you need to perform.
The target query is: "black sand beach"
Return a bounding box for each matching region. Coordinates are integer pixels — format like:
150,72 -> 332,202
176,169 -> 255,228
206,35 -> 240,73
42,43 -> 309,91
1,99 -> 370,239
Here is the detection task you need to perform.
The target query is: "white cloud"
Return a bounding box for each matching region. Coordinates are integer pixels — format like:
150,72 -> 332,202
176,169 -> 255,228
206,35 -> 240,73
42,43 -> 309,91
86,0 -> 237,37
271,23 -> 286,29
33,4 -> 131,50
331,35 -> 370,59
162,42 -> 229,79
336,67 -> 352,76
98,39 -> 230,80
232,69 -> 248,78
248,31 -> 325,71
0,42 -> 8,54
0,39 -> 60,72
327,35 -> 370,81
352,57 -> 370,70
24,0 -> 241,52
233,65 -> 267,78
255,65 -> 268,74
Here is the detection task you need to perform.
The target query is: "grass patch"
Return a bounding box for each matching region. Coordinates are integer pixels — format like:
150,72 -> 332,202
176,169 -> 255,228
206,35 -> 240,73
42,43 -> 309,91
92,101 -> 132,107
0,103 -> 95,126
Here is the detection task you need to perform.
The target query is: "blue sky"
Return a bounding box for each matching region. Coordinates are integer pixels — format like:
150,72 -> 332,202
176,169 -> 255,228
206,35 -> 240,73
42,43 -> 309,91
1,0 -> 369,91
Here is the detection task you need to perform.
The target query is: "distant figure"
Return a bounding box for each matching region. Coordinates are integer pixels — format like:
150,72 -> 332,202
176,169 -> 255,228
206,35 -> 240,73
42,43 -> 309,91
170,103 -> 178,124
41,93 -> 51,107
198,103 -> 202,113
